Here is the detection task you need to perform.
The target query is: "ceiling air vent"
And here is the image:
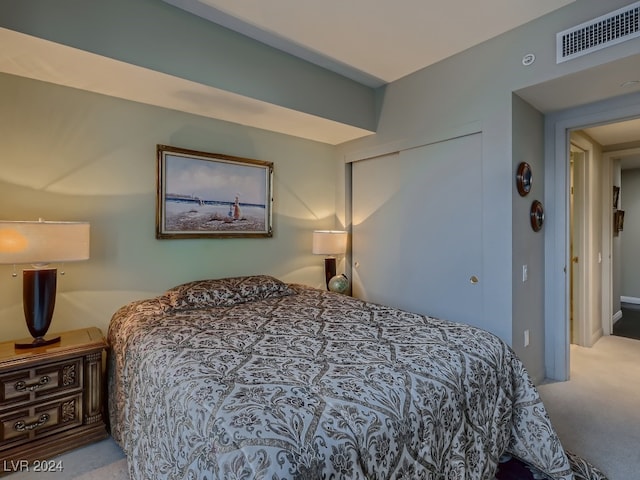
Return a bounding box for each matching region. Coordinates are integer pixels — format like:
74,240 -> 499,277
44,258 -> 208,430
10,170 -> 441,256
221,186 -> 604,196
557,1 -> 640,63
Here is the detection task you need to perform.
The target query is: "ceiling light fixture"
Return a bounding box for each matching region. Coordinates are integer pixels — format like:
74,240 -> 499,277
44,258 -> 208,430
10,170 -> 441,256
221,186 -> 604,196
522,53 -> 536,66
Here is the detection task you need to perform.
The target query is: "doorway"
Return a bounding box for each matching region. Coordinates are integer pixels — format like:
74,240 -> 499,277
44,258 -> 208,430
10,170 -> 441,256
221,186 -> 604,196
545,100 -> 640,381
569,123 -> 640,347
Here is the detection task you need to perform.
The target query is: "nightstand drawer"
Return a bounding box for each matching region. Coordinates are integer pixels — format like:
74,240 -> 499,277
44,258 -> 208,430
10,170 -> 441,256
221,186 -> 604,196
0,359 -> 83,407
0,393 -> 83,449
0,328 -> 107,467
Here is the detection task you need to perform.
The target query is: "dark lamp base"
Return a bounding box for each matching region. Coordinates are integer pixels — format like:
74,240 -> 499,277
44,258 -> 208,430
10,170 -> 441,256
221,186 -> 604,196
15,335 -> 62,349
20,268 -> 58,350
324,257 -> 336,290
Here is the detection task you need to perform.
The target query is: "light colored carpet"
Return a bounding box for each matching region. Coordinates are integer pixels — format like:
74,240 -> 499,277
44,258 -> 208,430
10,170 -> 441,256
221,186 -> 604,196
538,335 -> 640,480
72,459 -> 128,480
4,437 -> 127,479
6,335 -> 636,479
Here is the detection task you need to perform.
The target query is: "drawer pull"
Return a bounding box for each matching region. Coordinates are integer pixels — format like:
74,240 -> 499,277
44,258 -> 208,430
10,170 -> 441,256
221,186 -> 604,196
15,375 -> 51,392
14,413 -> 50,432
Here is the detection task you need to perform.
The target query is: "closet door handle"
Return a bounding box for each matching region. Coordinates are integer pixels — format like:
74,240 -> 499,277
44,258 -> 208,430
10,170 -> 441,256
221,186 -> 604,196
469,275 -> 479,284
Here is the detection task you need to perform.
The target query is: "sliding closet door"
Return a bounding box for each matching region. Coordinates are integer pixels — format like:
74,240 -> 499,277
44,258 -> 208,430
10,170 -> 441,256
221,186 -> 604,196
352,133 -> 483,323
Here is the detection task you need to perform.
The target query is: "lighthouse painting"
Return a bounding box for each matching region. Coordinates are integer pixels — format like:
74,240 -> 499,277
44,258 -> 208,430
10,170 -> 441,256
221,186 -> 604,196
156,145 -> 273,239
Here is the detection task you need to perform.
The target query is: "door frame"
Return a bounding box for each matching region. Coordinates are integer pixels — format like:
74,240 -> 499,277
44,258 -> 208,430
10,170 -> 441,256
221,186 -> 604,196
569,143 -> 588,346
570,133 -> 605,347
545,92 -> 640,381
601,150 -> 616,336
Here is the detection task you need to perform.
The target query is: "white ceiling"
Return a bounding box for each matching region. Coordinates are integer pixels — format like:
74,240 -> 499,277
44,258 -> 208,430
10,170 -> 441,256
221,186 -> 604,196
584,118 -> 640,146
583,118 -> 640,170
163,0 -> 576,87
3,0 -> 640,150
162,0 -> 640,154
0,0 -> 581,144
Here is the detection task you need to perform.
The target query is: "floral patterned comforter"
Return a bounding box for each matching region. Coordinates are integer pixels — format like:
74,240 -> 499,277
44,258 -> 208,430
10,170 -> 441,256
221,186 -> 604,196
108,276 -> 574,480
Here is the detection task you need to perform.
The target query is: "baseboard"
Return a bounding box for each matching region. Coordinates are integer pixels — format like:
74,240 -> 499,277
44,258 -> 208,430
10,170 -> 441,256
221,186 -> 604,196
613,310 -> 623,325
590,327 -> 603,346
621,296 -> 640,305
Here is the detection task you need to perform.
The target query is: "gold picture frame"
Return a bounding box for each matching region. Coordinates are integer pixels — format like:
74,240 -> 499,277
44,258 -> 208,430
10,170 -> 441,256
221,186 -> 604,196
156,145 -> 273,239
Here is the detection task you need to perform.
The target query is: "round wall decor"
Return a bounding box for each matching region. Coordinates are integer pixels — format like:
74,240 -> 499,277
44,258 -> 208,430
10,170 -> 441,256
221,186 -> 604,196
516,162 -> 532,196
530,200 -> 544,232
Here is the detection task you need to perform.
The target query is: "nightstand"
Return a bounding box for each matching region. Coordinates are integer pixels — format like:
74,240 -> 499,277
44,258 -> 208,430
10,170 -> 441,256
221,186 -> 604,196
0,327 -> 108,470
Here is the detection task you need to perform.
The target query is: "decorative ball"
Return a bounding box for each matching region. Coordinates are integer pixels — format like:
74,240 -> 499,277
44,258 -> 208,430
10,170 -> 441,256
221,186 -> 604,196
328,274 -> 349,294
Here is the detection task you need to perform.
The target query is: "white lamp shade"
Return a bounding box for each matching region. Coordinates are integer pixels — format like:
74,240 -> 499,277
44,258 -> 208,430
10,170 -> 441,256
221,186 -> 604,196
0,220 -> 90,265
312,230 -> 347,255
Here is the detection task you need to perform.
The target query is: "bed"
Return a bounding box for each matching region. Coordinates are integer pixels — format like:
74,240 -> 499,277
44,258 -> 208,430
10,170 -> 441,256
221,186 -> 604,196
107,275 -> 602,480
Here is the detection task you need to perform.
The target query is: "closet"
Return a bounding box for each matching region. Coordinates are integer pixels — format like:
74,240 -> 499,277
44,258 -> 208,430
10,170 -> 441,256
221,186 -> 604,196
351,133 -> 483,324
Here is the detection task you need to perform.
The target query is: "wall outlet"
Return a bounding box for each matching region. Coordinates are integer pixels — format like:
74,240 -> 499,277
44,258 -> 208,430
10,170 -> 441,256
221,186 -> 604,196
524,330 -> 530,347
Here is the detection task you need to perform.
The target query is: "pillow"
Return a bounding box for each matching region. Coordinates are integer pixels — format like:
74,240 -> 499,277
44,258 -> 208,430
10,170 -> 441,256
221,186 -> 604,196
232,275 -> 295,301
163,275 -> 294,310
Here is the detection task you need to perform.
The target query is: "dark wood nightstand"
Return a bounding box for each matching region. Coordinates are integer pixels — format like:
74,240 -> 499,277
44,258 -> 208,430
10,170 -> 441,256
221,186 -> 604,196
0,327 -> 108,471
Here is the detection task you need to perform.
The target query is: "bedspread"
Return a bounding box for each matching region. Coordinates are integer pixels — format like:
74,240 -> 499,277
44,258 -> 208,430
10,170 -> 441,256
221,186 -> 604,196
108,277 -> 573,480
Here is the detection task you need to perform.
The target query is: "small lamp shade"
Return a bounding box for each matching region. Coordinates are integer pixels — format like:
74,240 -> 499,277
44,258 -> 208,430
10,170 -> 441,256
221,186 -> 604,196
0,220 -> 90,348
312,230 -> 347,290
312,230 -> 347,256
0,220 -> 90,265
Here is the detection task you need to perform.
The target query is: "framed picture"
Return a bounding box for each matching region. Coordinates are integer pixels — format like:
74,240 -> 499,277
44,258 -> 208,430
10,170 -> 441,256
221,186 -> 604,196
613,186 -> 620,209
156,145 -> 273,239
614,210 -> 625,235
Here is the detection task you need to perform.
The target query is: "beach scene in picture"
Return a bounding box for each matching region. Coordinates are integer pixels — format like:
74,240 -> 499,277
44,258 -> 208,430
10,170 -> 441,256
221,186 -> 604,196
163,154 -> 269,234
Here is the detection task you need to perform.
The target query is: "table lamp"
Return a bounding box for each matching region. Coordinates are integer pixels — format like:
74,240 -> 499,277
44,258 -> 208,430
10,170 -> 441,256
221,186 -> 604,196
312,230 -> 347,290
0,219 -> 90,348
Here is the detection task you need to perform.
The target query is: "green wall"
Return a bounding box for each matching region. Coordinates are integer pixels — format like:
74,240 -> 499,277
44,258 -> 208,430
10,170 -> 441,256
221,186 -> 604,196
3,0 -> 640,380
0,73 -> 338,342
0,0 -> 377,132
336,0 -> 640,381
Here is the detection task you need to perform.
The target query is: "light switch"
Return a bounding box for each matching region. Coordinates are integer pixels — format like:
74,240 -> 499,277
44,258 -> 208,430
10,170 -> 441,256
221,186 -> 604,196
522,265 -> 528,282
